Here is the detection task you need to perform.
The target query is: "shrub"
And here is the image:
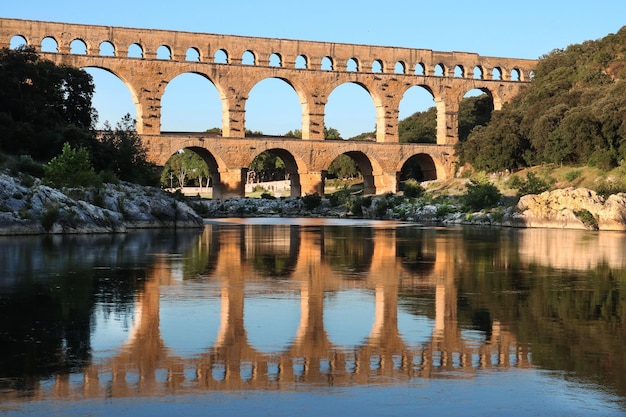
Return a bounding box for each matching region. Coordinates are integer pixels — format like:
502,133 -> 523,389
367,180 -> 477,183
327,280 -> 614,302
41,205 -> 60,231
564,169 -> 582,182
462,179 -> 502,211
8,155 -> 44,178
516,172 -> 552,196
574,209 -> 598,230
43,143 -> 100,188
350,196 -> 372,216
302,193 -> 322,210
402,179 -> 425,198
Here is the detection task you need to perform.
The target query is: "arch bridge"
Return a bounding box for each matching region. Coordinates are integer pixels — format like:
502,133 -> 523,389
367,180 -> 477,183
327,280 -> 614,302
0,18 -> 536,198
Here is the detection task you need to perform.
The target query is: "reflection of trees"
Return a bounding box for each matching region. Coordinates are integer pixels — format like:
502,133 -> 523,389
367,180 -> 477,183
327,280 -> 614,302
323,226 -> 373,276
452,228 -> 626,398
247,225 -> 299,278
0,230 -> 201,394
395,227 -> 436,275
182,228 -> 219,278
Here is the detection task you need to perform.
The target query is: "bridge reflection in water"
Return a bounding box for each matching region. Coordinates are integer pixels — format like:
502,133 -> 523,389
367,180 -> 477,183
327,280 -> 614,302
22,220 -> 533,401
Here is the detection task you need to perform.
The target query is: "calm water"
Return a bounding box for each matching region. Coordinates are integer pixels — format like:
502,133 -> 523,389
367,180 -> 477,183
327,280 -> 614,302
0,219 -> 625,416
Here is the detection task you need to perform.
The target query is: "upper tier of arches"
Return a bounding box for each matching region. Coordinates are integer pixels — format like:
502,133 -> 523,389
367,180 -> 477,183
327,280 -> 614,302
1,18 -> 536,82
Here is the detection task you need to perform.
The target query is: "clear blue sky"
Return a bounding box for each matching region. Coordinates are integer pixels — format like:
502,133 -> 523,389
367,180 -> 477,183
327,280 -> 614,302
4,0 -> 626,138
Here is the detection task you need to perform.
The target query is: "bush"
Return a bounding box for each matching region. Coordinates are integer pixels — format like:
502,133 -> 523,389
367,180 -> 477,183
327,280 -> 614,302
8,155 -> 44,178
302,193 -> 322,210
328,188 -> 351,207
402,179 -> 425,198
462,179 -> 502,211
43,143 -> 100,188
574,209 -> 598,230
516,172 -> 552,196
350,196 -> 372,216
564,169 -> 582,182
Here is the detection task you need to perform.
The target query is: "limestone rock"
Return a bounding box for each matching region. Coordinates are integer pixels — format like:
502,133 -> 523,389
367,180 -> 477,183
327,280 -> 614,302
516,187 -> 626,231
0,173 -> 203,235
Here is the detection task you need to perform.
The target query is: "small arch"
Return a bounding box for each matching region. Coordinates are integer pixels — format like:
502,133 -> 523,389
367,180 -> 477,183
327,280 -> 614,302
394,61 -> 406,74
70,39 -> 87,55
242,50 -> 256,65
214,49 -> 228,64
371,59 -> 383,73
400,154 -> 438,182
128,43 -> 143,58
157,45 -> 172,60
321,56 -> 333,70
332,151 -> 377,195
454,65 -> 464,78
529,70 -> 535,80
10,35 -> 27,49
249,148 -> 304,198
269,53 -> 282,67
492,67 -> 502,80
415,62 -> 425,75
510,68 -> 521,81
41,37 -> 58,53
473,66 -> 483,79
185,47 -> 200,61
99,41 -> 115,56
295,54 -> 308,69
347,57 -> 359,72
434,63 -> 445,76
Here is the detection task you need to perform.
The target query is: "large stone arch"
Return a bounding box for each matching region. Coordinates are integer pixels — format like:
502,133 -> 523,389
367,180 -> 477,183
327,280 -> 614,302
324,80 -> 382,141
80,65 -> 140,126
244,76 -> 308,137
159,70 -> 225,132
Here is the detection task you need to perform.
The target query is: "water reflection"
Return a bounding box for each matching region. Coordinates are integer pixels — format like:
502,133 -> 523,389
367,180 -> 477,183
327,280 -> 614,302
0,222 -> 625,414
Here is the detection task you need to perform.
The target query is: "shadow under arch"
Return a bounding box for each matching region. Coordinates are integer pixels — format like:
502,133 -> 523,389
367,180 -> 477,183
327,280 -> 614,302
400,153 -> 439,182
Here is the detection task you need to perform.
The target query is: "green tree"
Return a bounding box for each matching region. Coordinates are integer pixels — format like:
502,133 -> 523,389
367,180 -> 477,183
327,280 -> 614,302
161,149 -> 210,188
43,142 -> 99,188
249,151 -> 286,182
96,114 -> 157,184
0,46 -> 96,161
324,126 -> 342,140
328,154 -> 360,179
457,26 -> 626,172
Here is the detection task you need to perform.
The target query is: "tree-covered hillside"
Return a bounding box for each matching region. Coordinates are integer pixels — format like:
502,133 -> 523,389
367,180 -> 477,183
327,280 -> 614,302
456,26 -> 626,172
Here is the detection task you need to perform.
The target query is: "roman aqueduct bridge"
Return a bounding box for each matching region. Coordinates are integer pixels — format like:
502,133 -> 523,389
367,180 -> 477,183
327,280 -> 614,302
0,18 -> 536,198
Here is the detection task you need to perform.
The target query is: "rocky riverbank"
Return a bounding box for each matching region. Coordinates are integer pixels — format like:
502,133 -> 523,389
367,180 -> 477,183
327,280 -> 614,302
2,171 -> 626,234
195,187 -> 626,231
0,173 -> 203,235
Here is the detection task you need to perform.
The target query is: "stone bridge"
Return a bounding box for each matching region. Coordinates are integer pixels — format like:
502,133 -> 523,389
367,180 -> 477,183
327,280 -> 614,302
0,18 -> 537,198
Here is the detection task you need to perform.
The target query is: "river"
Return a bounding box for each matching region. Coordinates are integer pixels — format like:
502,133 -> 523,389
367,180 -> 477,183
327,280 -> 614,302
0,219 -> 625,416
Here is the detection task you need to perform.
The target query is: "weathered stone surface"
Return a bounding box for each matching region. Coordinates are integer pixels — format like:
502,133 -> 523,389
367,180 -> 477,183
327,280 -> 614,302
0,173 -> 203,235
516,188 -> 626,231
